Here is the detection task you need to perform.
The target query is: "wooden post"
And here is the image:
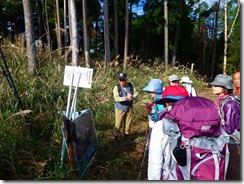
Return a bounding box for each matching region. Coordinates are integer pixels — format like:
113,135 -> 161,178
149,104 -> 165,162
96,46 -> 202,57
191,63 -> 195,73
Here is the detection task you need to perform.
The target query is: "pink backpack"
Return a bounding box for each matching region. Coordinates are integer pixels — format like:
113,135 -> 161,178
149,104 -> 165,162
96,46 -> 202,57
164,96 -> 230,180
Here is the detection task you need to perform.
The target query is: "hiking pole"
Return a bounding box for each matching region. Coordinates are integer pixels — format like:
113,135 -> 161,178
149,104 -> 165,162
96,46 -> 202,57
0,47 -> 32,136
138,104 -> 154,180
138,125 -> 152,180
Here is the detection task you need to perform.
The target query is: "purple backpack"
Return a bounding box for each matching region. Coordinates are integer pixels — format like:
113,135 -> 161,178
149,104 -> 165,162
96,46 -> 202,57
167,96 -> 221,138
164,96 -> 229,180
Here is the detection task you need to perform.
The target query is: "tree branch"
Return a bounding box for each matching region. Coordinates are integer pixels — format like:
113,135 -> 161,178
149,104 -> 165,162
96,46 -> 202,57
227,3 -> 240,38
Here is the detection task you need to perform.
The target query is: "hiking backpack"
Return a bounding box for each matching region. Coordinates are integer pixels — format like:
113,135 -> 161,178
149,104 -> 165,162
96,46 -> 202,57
161,96 -> 230,180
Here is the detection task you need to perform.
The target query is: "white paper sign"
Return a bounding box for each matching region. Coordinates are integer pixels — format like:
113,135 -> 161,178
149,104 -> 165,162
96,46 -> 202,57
63,66 -> 93,88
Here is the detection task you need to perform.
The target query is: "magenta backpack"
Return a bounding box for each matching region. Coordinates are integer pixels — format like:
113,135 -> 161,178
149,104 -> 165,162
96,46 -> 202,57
164,96 -> 230,180
166,96 -> 221,138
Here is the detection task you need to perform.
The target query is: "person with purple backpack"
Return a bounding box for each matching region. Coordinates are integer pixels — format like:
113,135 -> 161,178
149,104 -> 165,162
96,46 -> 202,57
148,85 -> 230,180
210,74 -> 240,180
147,85 -> 189,180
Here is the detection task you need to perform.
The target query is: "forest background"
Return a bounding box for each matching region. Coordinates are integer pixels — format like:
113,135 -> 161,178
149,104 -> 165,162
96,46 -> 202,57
0,0 -> 241,180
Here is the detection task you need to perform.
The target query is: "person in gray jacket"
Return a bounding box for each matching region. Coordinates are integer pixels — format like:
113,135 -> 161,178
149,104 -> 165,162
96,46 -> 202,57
112,72 -> 138,146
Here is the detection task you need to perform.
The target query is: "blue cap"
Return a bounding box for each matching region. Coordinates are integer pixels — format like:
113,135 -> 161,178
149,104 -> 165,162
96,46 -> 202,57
118,72 -> 127,80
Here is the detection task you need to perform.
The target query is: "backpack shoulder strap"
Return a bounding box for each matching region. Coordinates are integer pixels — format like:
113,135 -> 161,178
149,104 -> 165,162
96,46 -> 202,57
219,95 -> 240,129
220,96 -> 240,114
161,118 -> 180,180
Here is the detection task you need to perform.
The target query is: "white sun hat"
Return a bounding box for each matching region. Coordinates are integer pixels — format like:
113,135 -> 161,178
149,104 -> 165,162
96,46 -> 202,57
180,76 -> 193,83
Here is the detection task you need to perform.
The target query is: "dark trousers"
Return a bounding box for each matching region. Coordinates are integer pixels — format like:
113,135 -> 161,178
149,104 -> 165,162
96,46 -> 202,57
226,144 -> 240,180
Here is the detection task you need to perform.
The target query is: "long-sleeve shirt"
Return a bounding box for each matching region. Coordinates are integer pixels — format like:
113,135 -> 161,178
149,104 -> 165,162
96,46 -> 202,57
147,120 -> 165,180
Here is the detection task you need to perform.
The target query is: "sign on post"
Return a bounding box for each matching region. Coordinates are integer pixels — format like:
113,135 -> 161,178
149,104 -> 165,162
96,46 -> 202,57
60,66 -> 98,179
63,66 -> 93,88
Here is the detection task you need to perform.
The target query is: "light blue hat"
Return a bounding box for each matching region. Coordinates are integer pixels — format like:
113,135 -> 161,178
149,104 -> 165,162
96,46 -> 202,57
142,78 -> 164,94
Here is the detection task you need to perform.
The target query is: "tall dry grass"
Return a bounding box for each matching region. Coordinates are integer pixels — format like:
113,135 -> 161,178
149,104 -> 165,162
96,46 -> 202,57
0,39 -> 208,180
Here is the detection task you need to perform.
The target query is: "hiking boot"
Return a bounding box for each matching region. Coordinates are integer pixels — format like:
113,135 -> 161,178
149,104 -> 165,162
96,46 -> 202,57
113,136 -> 120,146
123,134 -> 131,143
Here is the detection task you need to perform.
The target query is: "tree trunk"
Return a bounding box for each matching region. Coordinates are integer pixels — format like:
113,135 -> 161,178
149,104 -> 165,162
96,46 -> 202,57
68,0 -> 79,66
210,1 -> 220,80
103,0 -> 111,70
223,0 -> 227,74
202,23 -> 206,74
0,1 -> 4,37
55,0 -> 62,62
64,0 -> 69,64
171,24 -> 180,67
82,0 -> 90,67
95,20 -> 98,58
197,0 -> 202,73
224,0 -> 240,74
123,0 -> 129,70
37,0 -> 45,51
22,0 -> 37,75
43,0 -> 51,52
171,0 -> 182,68
114,0 -> 119,59
164,0 -> 168,70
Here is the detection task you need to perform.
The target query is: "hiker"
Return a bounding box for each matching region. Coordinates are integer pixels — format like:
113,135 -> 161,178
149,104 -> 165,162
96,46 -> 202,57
148,85 -> 229,180
142,78 -> 165,128
112,72 -> 138,146
168,74 -> 179,86
147,85 -> 189,180
179,76 -> 197,96
232,71 -> 240,98
210,74 -> 240,180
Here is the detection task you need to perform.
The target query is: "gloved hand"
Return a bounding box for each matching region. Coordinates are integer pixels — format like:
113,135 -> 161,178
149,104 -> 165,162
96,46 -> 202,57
149,120 -> 155,128
146,102 -> 154,112
148,114 -> 155,121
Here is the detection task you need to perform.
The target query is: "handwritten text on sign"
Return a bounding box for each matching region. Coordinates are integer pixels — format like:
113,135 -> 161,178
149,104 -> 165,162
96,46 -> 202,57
63,66 -> 93,88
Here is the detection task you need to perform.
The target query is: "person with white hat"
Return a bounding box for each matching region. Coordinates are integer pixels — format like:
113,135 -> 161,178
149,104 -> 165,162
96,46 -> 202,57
168,74 -> 179,86
179,76 -> 197,96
